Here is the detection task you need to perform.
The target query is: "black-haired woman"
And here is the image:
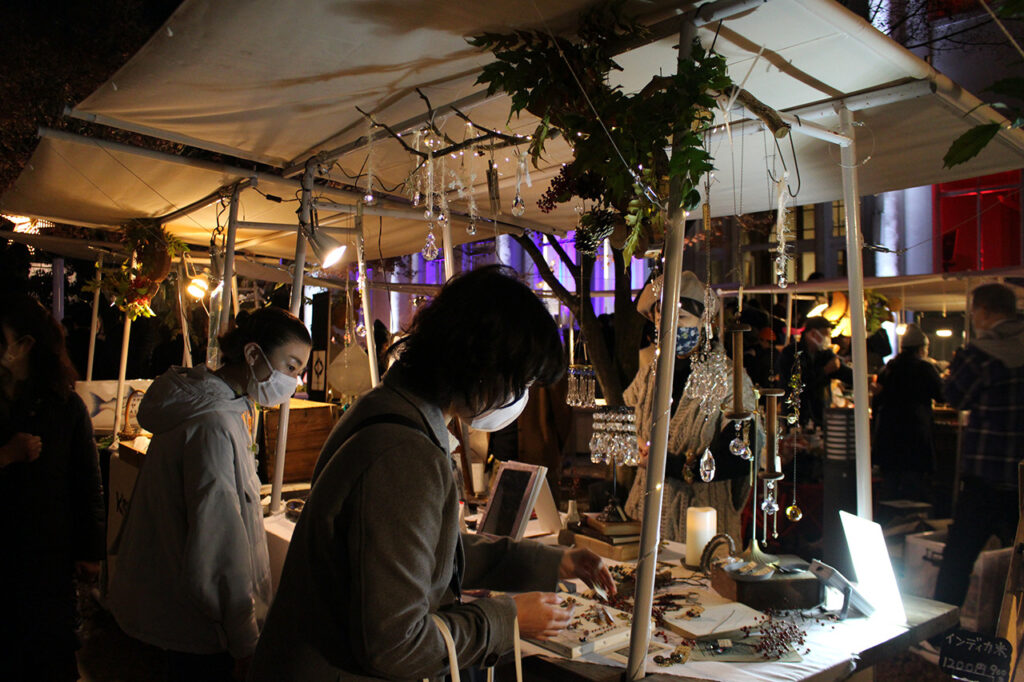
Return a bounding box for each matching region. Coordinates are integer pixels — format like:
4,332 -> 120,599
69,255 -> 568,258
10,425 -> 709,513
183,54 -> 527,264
0,294 -> 105,681
110,307 -> 311,682
251,265 -> 615,682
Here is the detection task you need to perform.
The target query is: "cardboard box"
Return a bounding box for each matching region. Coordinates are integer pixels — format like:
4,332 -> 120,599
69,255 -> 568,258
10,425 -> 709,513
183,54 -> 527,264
902,529 -> 946,598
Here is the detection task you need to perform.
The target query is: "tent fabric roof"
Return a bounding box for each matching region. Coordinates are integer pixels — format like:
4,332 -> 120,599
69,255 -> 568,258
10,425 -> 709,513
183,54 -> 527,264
3,0 -> 1023,263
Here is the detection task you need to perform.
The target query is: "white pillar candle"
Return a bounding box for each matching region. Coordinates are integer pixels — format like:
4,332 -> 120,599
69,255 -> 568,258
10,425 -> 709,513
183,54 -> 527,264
685,507 -> 717,567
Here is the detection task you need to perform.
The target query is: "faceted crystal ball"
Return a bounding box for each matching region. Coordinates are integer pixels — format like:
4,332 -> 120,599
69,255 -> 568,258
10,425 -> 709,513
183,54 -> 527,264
785,503 -> 803,522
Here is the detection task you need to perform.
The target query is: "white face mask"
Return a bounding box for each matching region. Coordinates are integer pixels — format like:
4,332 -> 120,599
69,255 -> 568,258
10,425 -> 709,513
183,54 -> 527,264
469,391 -> 529,432
246,346 -> 299,407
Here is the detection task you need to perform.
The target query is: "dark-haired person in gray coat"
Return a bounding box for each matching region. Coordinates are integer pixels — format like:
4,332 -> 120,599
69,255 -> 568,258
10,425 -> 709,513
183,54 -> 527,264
251,266 -> 615,681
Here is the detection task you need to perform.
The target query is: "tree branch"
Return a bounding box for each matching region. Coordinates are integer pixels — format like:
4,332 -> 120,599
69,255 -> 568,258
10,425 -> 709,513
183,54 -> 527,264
513,233 -> 579,312
730,89 -> 790,138
544,234 -> 580,281
416,88 -> 459,147
640,76 -> 790,138
355,106 -> 428,159
451,106 -> 523,146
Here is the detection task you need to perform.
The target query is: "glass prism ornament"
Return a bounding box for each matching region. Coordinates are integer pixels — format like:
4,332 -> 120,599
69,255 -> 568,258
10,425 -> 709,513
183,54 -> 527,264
699,448 -> 716,482
466,218 -> 477,236
412,190 -> 422,207
787,413 -> 798,424
761,496 -> 779,514
421,230 -> 439,260
785,503 -> 803,522
511,192 -> 526,217
729,437 -> 748,458
424,207 -> 433,220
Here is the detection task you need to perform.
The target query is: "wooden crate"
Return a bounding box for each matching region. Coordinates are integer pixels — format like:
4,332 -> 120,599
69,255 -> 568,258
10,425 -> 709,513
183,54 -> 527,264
263,399 -> 338,483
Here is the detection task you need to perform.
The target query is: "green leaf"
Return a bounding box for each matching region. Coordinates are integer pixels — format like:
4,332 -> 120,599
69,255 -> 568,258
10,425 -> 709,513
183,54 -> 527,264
943,123 -> 1001,168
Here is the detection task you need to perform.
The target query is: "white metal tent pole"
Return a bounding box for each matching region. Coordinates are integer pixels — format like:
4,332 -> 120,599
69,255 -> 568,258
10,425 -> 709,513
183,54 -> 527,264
269,164 -> 312,515
441,215 -> 456,281
220,184 -> 241,335
785,292 -> 794,345
627,18 -> 694,681
111,315 -> 132,444
838,106 -> 873,519
86,255 -> 102,381
356,202 -> 381,387
176,260 -> 193,368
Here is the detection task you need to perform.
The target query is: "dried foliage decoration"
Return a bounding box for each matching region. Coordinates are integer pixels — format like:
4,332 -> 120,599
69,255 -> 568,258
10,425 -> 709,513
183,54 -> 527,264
469,1 -> 733,259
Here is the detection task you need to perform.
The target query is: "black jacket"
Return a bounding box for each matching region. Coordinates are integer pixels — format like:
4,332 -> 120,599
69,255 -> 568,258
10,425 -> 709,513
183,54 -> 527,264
0,389 -> 105,659
873,352 -> 944,472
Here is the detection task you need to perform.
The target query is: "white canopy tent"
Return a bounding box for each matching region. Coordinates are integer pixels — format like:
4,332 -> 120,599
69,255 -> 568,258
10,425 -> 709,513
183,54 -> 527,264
3,1 -> 1024,677
3,0 -> 1023,256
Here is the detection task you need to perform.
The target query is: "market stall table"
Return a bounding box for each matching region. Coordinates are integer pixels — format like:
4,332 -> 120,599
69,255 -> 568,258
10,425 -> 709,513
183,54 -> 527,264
262,515 -> 957,680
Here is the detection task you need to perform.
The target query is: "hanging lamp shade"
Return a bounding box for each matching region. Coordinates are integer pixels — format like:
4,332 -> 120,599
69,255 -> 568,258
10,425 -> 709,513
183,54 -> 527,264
306,228 -> 346,268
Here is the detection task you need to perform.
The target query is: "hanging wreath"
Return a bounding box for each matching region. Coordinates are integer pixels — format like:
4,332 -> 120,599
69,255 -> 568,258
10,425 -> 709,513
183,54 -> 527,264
87,219 -> 189,320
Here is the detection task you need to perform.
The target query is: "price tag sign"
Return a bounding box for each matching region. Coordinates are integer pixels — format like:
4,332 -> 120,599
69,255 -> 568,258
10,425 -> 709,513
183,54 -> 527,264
938,628 -> 1011,682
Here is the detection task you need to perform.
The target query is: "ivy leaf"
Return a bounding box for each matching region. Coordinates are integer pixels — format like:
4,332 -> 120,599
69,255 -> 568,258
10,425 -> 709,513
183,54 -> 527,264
943,123 -> 1001,168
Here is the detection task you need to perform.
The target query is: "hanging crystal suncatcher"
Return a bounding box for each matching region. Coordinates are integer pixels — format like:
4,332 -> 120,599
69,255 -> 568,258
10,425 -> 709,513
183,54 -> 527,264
567,365 -> 596,408
589,407 -> 639,466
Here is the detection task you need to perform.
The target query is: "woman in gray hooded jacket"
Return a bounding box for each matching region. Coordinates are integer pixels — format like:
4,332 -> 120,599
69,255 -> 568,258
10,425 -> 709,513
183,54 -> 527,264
110,307 -> 310,682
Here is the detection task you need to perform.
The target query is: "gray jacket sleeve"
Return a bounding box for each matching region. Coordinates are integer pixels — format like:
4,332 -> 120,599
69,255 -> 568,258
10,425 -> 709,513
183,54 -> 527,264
347,442 -> 519,679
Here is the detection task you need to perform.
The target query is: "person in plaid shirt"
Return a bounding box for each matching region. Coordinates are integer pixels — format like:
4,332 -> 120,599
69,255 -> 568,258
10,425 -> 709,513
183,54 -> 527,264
934,283 -> 1024,607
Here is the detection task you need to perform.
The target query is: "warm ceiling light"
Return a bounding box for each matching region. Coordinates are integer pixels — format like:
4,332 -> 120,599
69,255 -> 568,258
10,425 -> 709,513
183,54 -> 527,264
895,323 -> 907,336
832,315 -> 852,338
187,274 -> 210,299
807,303 -> 828,318
823,292 -> 849,323
935,329 -> 953,337
306,228 -> 346,268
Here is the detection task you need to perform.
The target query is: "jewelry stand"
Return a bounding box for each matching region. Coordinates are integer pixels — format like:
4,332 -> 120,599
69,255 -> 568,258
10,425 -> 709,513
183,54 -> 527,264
741,387 -> 786,567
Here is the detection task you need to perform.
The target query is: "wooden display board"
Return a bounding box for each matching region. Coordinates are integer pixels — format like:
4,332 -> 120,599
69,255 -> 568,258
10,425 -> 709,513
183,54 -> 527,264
526,592 -> 633,659
263,398 -> 338,483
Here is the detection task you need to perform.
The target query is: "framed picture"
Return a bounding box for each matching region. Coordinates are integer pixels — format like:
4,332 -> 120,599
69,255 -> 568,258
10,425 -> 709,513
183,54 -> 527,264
477,461 -> 549,541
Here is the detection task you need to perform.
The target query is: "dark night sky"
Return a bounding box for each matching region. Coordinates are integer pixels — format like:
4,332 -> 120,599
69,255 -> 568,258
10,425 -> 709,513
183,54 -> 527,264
0,0 -> 182,195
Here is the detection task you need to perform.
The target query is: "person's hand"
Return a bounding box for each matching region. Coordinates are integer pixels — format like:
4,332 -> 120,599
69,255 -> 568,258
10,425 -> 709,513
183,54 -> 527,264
0,433 -> 42,467
75,561 -> 101,582
231,655 -> 252,681
558,548 -> 616,598
637,440 -> 650,469
513,592 -> 572,640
